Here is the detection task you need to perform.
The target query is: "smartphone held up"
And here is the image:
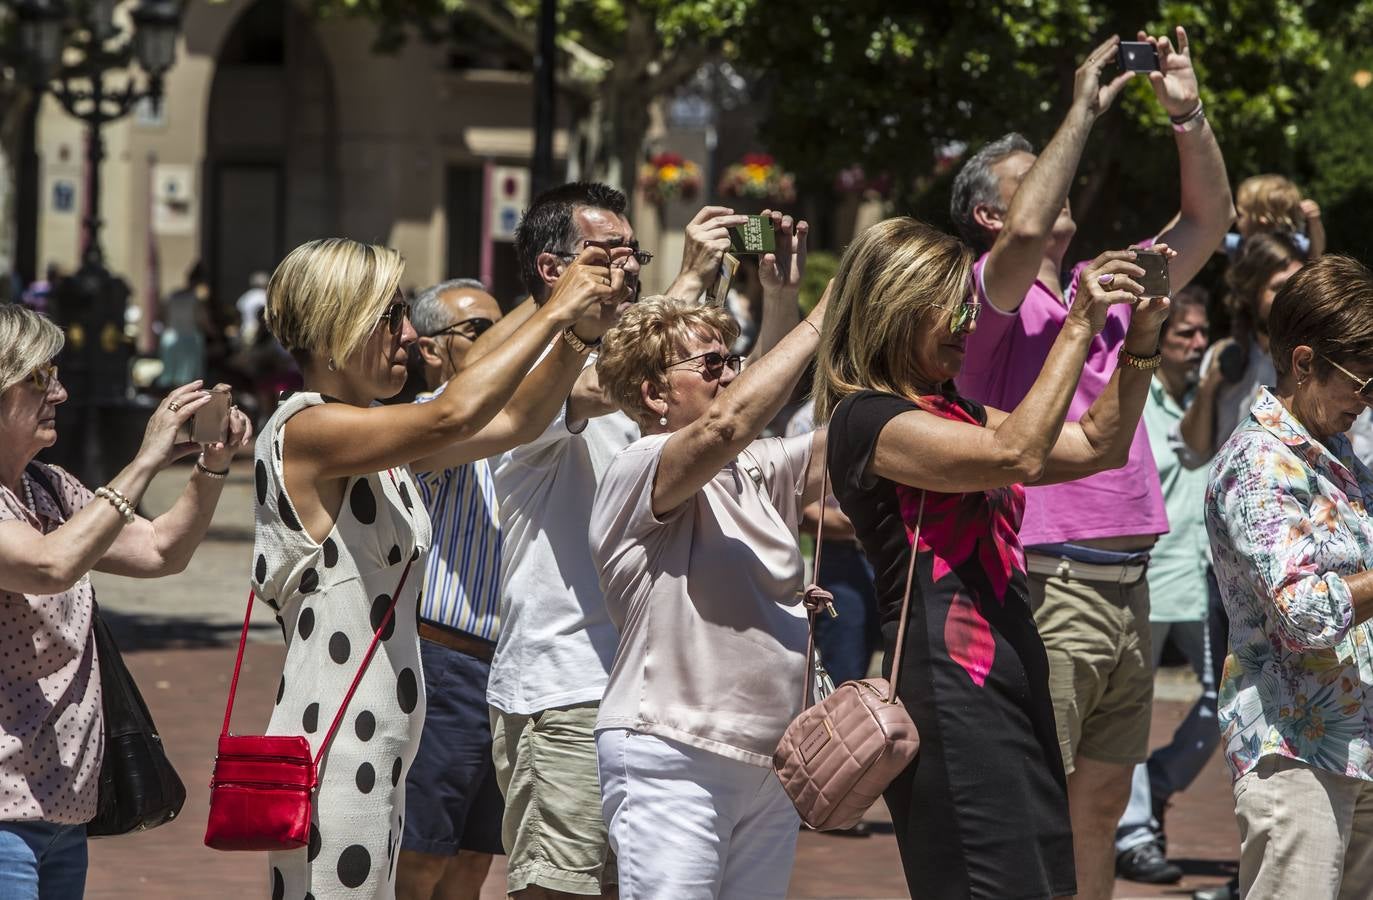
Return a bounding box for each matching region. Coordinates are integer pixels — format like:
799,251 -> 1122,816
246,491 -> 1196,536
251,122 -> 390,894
1116,41 -> 1159,72
178,387 -> 232,445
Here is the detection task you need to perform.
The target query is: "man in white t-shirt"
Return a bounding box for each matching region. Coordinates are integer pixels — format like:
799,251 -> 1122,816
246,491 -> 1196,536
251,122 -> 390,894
487,184 -> 798,898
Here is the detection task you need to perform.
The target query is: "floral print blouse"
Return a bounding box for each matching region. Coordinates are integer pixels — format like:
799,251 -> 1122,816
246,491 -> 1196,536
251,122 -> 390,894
1206,387 -> 1373,784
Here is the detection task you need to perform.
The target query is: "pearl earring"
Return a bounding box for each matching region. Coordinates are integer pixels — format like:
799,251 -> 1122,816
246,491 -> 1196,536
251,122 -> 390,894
658,416 -> 668,426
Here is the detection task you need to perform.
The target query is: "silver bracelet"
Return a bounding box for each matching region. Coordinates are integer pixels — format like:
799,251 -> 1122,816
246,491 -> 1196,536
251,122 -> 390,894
196,455 -> 230,479
94,486 -> 136,524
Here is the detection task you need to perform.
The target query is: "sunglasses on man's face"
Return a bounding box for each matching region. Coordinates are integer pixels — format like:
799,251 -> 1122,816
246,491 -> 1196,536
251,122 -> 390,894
378,300 -> 411,336
553,239 -> 654,267
949,292 -> 981,335
1324,356 -> 1373,401
666,351 -> 743,380
29,361 -> 59,393
430,317 -> 495,342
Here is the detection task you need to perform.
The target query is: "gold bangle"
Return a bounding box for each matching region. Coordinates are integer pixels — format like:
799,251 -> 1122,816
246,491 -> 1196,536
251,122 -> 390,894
561,327 -> 599,354
1118,348 -> 1163,371
803,320 -> 821,339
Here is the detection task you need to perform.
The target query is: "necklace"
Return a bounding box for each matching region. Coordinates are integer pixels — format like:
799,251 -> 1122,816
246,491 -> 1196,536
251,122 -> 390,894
20,473 -> 36,516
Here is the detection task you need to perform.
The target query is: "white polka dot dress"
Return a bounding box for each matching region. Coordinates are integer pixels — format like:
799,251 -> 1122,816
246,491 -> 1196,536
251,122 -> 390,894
252,393 -> 431,899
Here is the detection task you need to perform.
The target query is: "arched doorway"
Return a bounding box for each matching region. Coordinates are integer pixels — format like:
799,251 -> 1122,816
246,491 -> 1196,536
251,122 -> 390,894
204,0 -> 338,310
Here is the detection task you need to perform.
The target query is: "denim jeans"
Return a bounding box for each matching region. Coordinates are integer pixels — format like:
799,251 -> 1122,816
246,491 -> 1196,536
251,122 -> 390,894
812,541 -> 879,687
0,821 -> 88,900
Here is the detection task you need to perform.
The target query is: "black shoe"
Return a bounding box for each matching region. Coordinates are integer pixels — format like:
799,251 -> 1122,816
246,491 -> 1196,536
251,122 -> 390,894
1116,841 -> 1183,884
1192,876 -> 1239,900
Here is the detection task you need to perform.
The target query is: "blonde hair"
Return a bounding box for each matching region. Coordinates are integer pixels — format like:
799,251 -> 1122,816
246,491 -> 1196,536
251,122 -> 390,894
596,295 -> 740,428
813,217 -> 974,420
265,238 -> 405,363
0,305 -> 64,394
1236,174 -> 1305,235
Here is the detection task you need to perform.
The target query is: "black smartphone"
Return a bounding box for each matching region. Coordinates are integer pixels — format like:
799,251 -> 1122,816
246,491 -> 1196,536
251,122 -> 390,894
1117,41 -> 1160,72
1133,250 -> 1171,297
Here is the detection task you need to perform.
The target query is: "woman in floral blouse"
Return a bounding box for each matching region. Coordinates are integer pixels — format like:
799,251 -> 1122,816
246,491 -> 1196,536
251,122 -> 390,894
1206,254 -> 1373,900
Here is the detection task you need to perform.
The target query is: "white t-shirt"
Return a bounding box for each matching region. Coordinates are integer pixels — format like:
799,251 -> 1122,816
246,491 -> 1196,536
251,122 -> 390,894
591,433 -> 813,766
487,360 -> 640,714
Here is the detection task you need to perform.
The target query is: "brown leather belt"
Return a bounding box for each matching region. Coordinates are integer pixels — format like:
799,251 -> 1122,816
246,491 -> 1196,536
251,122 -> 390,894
418,620 -> 496,662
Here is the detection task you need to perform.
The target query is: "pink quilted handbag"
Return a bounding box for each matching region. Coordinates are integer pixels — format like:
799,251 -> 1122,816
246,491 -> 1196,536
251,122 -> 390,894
774,475 -> 922,831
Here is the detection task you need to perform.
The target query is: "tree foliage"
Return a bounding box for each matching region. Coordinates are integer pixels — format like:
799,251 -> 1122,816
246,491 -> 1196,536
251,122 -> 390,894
739,0 -> 1373,257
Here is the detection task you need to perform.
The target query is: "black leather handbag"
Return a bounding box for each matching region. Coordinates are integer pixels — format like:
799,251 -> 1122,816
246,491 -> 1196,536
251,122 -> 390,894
24,463 -> 186,836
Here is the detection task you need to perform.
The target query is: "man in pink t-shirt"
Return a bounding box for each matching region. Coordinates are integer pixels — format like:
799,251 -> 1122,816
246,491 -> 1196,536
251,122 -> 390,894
950,28 -> 1234,900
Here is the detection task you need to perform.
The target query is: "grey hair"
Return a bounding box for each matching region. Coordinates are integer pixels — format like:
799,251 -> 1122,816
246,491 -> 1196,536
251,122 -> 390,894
411,278 -> 489,337
0,305 -> 64,394
950,132 -> 1035,250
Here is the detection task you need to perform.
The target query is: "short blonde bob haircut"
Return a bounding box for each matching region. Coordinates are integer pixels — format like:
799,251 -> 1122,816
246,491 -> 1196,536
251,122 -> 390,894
596,295 -> 740,428
266,238 -> 405,364
0,304 -> 64,394
813,217 -> 974,421
1236,174 -> 1305,235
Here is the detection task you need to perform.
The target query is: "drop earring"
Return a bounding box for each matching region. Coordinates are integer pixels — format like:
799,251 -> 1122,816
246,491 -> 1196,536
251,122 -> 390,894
658,416 -> 668,426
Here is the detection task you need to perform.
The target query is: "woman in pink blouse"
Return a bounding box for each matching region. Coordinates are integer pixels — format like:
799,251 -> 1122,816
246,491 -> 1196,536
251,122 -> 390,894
0,305 -> 251,898
1205,255 -> 1373,899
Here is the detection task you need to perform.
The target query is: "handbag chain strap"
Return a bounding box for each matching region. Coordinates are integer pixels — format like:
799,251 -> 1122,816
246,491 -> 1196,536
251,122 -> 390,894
800,456 -> 925,709
219,469 -> 415,767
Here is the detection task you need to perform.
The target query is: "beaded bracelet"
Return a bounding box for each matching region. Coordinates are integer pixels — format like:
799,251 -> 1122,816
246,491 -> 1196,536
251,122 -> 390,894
196,456 -> 230,479
94,486 -> 136,524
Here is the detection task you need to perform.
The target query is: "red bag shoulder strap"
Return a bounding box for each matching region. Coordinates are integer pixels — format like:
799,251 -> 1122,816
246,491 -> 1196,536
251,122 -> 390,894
219,470 -> 416,767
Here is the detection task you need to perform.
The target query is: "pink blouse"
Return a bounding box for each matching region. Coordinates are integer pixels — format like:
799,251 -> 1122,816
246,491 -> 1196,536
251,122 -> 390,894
0,463 -> 102,824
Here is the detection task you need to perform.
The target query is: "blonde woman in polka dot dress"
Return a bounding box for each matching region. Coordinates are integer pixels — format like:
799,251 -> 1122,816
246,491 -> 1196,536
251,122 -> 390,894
0,304 -> 251,899
255,238 -> 619,899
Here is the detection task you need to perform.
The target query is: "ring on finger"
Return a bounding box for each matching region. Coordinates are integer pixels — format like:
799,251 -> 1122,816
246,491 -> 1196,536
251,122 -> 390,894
1098,274 -> 1114,286
168,400 -> 182,412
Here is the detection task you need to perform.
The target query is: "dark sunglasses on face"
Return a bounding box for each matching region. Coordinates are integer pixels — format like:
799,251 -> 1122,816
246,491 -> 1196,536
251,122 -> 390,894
552,239 -> 654,267
1324,356 -> 1373,401
379,300 -> 412,336
666,351 -> 743,379
430,317 -> 495,341
29,361 -> 59,392
949,292 -> 981,335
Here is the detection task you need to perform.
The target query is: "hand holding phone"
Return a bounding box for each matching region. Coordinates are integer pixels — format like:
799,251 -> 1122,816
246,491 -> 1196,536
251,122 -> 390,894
182,387 -> 232,445
727,215 -> 776,255
1132,249 -> 1171,297
1117,41 -> 1160,72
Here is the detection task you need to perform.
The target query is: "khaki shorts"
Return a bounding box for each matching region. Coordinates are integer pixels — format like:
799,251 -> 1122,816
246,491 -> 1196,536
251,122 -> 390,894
1029,563 -> 1153,772
490,702 -> 616,895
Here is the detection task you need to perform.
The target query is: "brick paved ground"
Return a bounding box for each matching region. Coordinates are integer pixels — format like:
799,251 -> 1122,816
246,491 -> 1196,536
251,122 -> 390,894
81,466 -> 1239,899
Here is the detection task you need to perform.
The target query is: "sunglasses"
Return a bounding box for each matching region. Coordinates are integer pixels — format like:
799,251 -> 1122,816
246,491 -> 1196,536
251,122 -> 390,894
430,317 -> 495,341
29,361 -> 59,392
553,239 -> 654,267
379,300 -> 412,336
1324,356 -> 1373,401
949,292 -> 981,335
666,351 -> 743,380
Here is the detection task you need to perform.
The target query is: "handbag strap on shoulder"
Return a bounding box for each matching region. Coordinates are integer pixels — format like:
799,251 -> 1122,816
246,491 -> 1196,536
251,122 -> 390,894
219,469 -> 415,768
886,490 -> 925,704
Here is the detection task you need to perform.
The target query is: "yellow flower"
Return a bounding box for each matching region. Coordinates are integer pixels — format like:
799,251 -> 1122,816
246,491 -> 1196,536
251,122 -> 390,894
660,164 -> 681,181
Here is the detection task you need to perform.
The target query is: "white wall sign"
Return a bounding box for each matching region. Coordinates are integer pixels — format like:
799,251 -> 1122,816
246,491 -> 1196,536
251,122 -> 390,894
153,163 -> 196,236
488,165 -> 529,242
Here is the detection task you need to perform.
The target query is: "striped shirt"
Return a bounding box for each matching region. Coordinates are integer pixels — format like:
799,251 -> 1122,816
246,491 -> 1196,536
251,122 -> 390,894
413,387 -> 503,640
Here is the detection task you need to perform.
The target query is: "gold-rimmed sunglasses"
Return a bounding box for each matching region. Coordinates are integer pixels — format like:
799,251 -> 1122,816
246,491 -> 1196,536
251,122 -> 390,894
1324,356 -> 1373,401
949,291 -> 981,335
29,361 -> 59,392
379,300 -> 412,336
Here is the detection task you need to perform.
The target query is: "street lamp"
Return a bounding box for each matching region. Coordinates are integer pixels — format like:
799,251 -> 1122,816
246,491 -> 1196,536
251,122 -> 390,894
9,0 -> 184,483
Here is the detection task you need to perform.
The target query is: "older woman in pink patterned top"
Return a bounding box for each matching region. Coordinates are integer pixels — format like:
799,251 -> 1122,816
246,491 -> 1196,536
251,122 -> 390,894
0,304 -> 251,898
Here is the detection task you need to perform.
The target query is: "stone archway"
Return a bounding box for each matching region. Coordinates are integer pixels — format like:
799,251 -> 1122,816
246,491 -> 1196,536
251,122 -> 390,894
204,0 -> 338,308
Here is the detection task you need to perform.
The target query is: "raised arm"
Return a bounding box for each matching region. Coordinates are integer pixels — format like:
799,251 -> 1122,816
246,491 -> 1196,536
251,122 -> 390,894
869,251 -> 1147,493
287,248 -> 617,480
981,37 -> 1133,312
665,205 -> 751,302
651,277 -> 823,516
748,210 -> 806,363
1149,27 -> 1237,287
462,297 -> 537,367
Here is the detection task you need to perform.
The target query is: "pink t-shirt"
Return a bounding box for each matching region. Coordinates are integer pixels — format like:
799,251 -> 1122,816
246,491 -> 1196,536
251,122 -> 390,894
954,253 -> 1168,546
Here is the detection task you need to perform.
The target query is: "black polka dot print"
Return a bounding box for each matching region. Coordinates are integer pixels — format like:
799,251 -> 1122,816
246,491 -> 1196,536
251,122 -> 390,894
349,479 -> 377,524
255,460 -> 269,506
337,845 -> 371,889
253,394 -> 428,897
255,554 -> 267,585
397,668 -> 417,713
277,491 -> 303,531
297,607 -> 315,640
329,632 -> 351,664
370,594 -> 396,641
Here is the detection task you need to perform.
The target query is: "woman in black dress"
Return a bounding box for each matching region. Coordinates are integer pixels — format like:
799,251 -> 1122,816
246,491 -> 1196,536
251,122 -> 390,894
813,219 -> 1170,899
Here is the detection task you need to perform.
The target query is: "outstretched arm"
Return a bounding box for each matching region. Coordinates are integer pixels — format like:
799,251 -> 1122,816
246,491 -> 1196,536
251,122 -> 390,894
1150,27 -> 1236,287
981,37 -> 1133,313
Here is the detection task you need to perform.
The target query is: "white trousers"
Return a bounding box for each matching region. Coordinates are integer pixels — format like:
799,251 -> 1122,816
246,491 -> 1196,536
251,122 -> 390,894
596,728 -> 800,900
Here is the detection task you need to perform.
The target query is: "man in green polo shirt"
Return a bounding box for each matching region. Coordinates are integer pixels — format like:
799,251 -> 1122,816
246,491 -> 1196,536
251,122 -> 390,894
1116,285 -> 1227,884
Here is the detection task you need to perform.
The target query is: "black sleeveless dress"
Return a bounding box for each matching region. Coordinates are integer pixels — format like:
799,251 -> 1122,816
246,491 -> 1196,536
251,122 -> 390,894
828,390 -> 1074,900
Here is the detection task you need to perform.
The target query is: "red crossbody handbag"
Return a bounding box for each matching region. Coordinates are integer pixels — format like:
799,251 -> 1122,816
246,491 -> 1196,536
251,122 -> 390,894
204,555 -> 413,851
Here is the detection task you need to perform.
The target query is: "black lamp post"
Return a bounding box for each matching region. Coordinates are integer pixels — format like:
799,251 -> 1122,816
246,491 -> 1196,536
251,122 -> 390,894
11,0 -> 183,484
